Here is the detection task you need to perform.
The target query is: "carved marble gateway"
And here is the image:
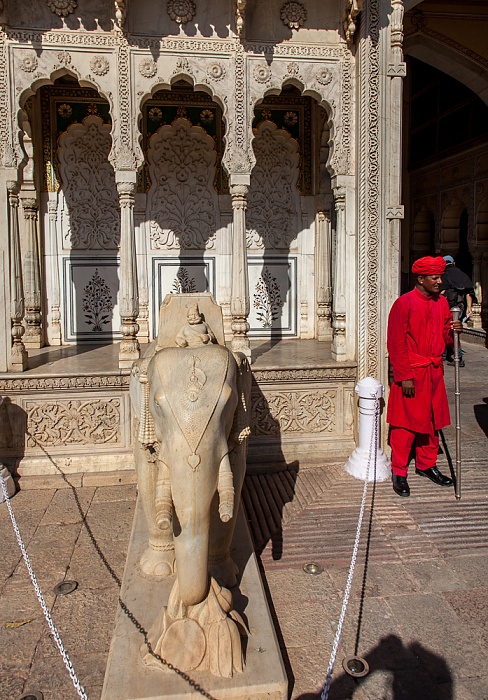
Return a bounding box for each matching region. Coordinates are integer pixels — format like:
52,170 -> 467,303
147,118 -> 218,250
57,116 -> 120,250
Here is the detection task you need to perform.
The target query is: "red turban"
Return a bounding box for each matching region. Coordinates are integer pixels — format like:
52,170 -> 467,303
411,256 -> 446,275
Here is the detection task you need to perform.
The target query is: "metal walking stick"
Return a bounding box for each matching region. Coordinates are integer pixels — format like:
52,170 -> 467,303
451,306 -> 462,500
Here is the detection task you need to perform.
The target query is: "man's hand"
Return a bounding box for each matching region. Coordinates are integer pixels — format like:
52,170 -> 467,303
451,320 -> 463,333
402,379 -> 415,397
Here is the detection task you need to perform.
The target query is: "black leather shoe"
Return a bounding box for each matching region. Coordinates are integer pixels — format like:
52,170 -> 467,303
415,466 -> 453,486
392,474 -> 410,497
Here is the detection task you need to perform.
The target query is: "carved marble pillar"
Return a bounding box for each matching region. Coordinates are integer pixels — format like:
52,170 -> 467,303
220,204 -> 233,340
7,182 -> 27,370
332,188 -> 347,361
230,182 -> 251,361
21,197 -> 43,348
134,194 -> 149,345
117,179 -> 140,368
47,196 -> 62,345
316,209 -> 333,341
469,252 -> 483,329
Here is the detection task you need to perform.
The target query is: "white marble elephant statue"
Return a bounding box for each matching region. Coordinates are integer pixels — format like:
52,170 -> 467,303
129,296 -> 251,677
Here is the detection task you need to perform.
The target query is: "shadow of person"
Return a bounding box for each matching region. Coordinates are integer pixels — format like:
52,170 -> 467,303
293,634 -> 453,700
473,397 -> 488,438
0,397 -> 27,490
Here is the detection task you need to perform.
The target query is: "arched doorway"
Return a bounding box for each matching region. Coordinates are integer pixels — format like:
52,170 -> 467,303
139,80 -> 228,340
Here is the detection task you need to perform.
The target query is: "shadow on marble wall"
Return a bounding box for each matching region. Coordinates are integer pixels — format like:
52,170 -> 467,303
0,397 -> 26,483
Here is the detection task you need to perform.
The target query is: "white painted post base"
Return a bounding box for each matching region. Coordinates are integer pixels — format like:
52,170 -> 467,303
344,377 -> 391,482
0,466 -> 16,502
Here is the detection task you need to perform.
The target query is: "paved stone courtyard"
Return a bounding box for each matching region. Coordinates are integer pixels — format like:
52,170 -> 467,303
1,341 -> 487,700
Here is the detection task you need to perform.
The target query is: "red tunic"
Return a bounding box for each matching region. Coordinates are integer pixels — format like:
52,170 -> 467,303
387,287 -> 453,434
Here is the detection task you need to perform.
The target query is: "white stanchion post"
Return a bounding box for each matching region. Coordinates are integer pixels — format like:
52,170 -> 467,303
0,466 -> 16,503
344,377 -> 391,482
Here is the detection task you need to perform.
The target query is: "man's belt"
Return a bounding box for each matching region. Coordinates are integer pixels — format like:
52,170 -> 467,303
408,352 -> 443,369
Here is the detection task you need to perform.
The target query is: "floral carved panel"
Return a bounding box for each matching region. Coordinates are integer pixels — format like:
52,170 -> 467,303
247,121 -> 300,250
147,118 -> 218,250
251,389 -> 336,436
57,115 -> 120,250
26,398 -> 121,447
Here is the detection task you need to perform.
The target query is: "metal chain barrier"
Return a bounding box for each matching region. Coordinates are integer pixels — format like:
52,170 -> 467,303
321,396 -> 379,700
0,469 -> 89,700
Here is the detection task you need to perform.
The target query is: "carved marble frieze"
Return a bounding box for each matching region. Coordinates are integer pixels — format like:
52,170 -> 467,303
147,117 -> 218,250
25,398 -> 121,448
57,115 -> 120,249
0,375 -> 130,392
247,121 -> 300,250
251,389 -> 336,436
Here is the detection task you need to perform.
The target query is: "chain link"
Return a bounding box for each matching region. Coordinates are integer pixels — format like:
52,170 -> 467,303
0,469 -> 88,700
321,397 -> 380,700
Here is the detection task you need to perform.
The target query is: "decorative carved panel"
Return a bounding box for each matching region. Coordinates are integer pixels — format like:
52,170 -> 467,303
247,121 -> 300,250
147,118 -> 218,250
57,115 -> 120,250
251,389 -> 336,436
26,398 -> 121,447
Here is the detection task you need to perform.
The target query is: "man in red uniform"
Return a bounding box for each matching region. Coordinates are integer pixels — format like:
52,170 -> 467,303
387,256 -> 463,497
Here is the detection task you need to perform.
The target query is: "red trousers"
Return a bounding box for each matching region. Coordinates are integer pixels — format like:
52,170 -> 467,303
390,426 -> 439,476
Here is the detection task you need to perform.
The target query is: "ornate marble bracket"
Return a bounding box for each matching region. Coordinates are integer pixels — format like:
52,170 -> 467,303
235,0 -> 246,36
7,182 -> 27,371
343,0 -> 363,44
114,0 -> 127,29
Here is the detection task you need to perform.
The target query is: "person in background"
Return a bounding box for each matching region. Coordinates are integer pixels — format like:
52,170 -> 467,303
440,255 -> 475,368
387,256 -> 463,497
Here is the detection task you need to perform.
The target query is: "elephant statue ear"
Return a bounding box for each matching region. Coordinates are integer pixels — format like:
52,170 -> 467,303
132,357 -> 157,447
231,352 -> 252,445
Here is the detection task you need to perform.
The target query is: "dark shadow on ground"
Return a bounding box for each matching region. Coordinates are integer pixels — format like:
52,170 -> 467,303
294,635 -> 453,699
474,397 -> 488,438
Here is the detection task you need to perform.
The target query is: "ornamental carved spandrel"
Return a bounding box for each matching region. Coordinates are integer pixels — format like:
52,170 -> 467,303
251,390 -> 336,436
57,116 -> 120,250
26,399 -> 121,448
147,118 -> 217,250
247,121 -> 300,250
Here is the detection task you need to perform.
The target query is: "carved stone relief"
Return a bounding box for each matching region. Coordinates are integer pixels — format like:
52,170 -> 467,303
26,398 -> 121,447
57,115 -> 120,250
251,389 -> 336,436
46,0 -> 77,17
280,2 -> 307,30
246,121 -> 300,250
147,118 -> 218,250
167,0 -> 196,24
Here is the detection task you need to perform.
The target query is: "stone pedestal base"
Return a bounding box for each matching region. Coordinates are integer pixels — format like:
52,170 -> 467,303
101,499 -> 288,700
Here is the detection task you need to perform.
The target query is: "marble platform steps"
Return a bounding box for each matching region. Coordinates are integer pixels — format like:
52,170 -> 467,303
0,339 -> 357,484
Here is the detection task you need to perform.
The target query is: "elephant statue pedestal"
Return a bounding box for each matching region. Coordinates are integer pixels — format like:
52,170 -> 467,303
102,295 -> 287,699
101,496 -> 288,700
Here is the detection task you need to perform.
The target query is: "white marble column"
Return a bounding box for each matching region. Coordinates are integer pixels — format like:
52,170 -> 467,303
21,197 -> 43,348
230,181 -> 251,361
134,193 -> 149,345
316,209 -> 333,341
470,252 -> 483,329
47,196 -> 62,345
117,178 -> 140,368
219,201 -> 233,341
7,182 -> 27,370
332,187 -> 347,361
